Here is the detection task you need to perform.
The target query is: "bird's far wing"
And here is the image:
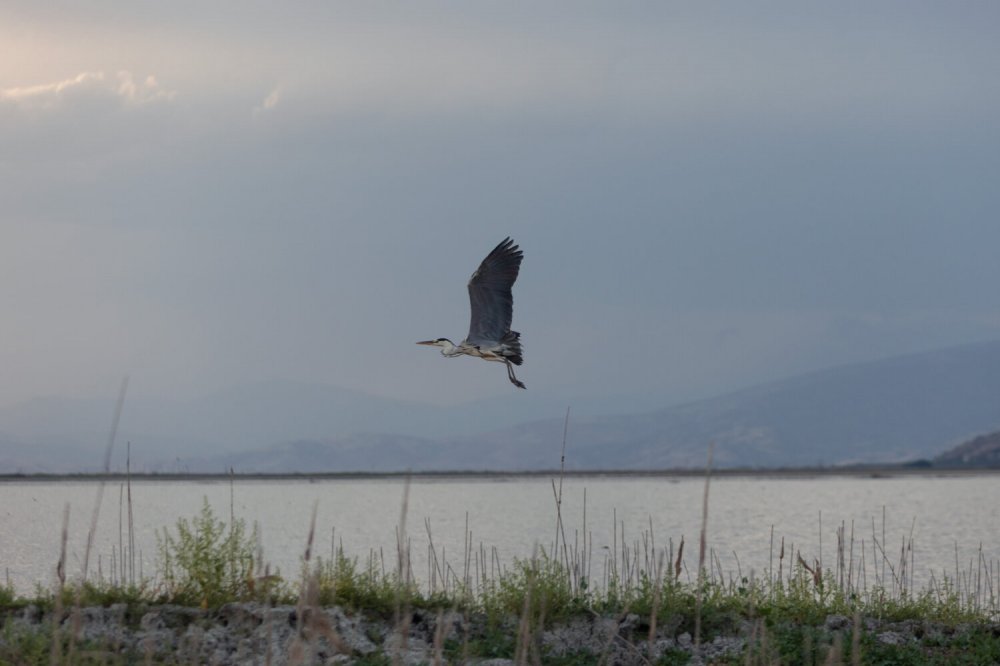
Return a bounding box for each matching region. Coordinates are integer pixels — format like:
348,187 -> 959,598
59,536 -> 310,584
466,237 -> 523,344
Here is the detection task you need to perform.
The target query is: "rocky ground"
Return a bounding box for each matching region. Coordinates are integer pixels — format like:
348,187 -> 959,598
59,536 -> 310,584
2,602 -> 998,664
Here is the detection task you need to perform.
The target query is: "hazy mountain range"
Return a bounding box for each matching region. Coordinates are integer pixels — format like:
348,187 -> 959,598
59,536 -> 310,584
3,340 -> 1000,473
935,430 -> 1000,467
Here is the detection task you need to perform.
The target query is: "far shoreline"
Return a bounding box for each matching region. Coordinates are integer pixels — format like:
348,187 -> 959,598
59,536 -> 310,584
1,464 -> 998,483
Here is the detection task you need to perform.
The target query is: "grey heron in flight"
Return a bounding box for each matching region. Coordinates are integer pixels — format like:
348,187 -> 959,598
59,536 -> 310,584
417,237 -> 526,389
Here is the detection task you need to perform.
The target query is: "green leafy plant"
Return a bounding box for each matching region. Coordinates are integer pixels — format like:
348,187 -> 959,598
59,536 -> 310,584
156,497 -> 260,607
0,580 -> 15,608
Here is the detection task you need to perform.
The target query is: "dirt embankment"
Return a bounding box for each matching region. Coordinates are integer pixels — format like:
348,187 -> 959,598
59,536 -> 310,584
2,602 -> 997,664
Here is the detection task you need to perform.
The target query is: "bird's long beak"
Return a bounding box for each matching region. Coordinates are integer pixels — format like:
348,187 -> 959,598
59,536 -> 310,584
416,340 -> 436,346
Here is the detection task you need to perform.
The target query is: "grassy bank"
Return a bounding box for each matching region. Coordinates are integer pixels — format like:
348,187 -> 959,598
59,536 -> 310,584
3,493 -> 999,664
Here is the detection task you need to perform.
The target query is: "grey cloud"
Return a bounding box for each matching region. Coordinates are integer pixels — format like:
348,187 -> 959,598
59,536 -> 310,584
0,70 -> 173,109
0,1 -> 998,412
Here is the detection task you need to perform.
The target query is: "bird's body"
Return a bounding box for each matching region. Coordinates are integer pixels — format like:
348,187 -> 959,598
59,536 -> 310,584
417,237 -> 526,389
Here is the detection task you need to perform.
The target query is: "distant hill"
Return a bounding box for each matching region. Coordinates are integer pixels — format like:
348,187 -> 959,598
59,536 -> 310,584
186,434 -> 444,474
191,339 -> 1000,472
3,340 -> 1000,473
935,431 -> 1000,467
0,381 -> 573,472
542,338 -> 1000,469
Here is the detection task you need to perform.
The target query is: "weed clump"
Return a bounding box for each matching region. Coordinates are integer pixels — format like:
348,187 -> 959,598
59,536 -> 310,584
156,497 -> 262,607
312,547 -> 406,617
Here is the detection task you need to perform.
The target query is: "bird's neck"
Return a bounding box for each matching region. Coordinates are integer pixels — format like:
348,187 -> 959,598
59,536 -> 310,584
440,339 -> 462,356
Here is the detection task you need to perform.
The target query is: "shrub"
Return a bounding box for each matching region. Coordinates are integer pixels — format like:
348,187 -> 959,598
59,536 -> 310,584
156,497 -> 260,607
0,580 -> 15,607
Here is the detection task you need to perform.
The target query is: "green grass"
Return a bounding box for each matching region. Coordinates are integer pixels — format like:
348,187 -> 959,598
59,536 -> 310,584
311,548 -> 411,617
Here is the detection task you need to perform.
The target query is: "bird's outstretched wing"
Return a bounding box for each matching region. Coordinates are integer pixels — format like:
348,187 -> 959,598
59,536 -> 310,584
466,237 -> 523,345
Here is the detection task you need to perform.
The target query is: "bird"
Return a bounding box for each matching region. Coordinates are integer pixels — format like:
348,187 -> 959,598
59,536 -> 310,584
417,237 -> 526,389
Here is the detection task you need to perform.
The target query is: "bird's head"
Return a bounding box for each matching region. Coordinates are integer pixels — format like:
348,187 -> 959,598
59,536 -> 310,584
416,338 -> 452,348
416,338 -> 457,355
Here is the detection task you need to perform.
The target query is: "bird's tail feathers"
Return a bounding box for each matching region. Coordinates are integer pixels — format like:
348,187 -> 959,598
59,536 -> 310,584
502,330 -> 523,366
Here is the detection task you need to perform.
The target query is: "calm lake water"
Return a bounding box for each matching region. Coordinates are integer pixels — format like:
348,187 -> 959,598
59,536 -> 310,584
2,474 -> 998,596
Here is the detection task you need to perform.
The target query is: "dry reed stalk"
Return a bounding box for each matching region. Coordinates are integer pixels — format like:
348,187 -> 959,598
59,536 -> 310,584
264,591 -> 274,666
118,483 -> 124,586
593,605 -> 652,666
612,508 -> 618,584
823,632 -> 843,666
513,567 -> 534,666
293,570 -> 351,662
819,510 -> 823,581
787,539 -> 794,588
861,539 -> 867,593
595,606 -> 623,666
647,550 -> 665,661
393,475 -> 412,666
909,528 -> 916,599
981,551 -> 995,605
848,519 -> 855,595
796,553 -> 816,586
777,536 -> 784,588
143,634 -> 155,666
759,620 -> 770,665
465,512 -> 474,597
58,377 -> 129,662
870,517 -> 901,592
836,521 -> 844,592
50,505 -> 69,665
289,501 -> 320,664
286,635 -> 306,665
549,479 -> 572,586
82,376 -> 129,586
694,440 -> 715,652
674,536 -> 684,581
571,528 -> 579,591
851,611 -> 862,666
581,489 -> 587,581
432,610 -> 445,666
424,518 -> 444,594
459,608 -> 472,666
642,517 -> 653,576
533,591 -> 547,666
802,630 -> 813,665
882,506 -> 887,587
713,548 -> 725,585
127,440 -> 135,586
478,542 -> 486,596
872,517 -> 880,590
744,618 -> 756,666
552,407 -> 571,582
302,580 -> 351,656
769,525 -> 774,589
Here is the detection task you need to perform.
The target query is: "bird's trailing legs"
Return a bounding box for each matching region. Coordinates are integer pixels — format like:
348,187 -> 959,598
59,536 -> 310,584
506,360 -> 527,389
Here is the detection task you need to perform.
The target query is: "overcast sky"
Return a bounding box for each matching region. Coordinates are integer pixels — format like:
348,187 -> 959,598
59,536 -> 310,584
2,1 -> 999,410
